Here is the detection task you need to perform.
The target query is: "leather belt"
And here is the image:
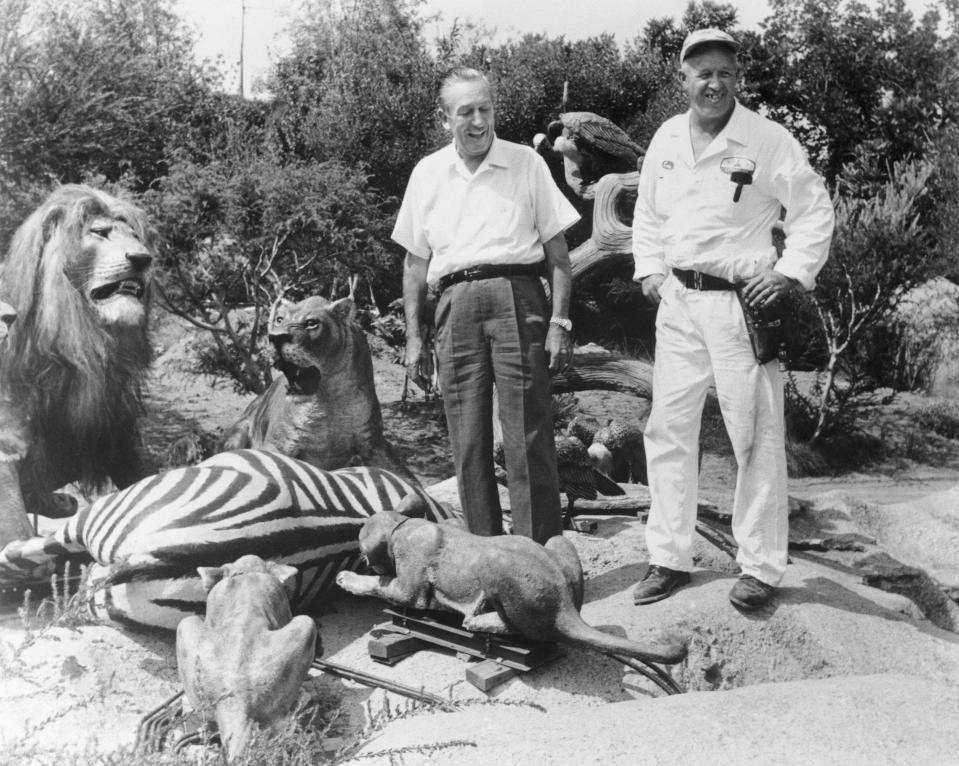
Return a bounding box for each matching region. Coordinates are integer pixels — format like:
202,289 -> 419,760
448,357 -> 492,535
672,268 -> 737,291
437,262 -> 544,294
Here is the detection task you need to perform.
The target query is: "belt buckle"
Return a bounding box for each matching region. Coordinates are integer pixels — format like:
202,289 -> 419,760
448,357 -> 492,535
693,271 -> 703,290
464,266 -> 481,281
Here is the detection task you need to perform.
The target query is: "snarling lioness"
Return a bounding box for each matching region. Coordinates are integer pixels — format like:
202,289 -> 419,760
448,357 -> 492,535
220,295 -> 416,482
0,184 -> 157,549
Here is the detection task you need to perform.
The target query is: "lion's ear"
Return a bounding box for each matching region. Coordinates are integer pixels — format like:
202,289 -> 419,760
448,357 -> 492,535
269,298 -> 295,328
197,565 -> 226,592
329,297 -> 356,324
40,206 -> 67,244
265,562 -> 300,601
395,492 -> 429,519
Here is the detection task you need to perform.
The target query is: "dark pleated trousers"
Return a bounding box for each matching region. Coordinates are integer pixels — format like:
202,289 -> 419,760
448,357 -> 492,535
434,274 -> 562,544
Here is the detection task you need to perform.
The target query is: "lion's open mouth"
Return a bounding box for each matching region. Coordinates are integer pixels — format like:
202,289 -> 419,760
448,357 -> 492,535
90,279 -> 146,301
276,358 -> 321,395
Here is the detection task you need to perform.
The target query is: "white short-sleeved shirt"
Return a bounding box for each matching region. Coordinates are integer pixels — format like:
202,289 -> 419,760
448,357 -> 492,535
632,101 -> 834,290
392,137 -> 580,286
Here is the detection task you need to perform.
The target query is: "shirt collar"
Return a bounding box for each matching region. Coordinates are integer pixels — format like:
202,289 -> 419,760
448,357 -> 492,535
721,101 -> 749,147
670,100 -> 748,165
446,135 -> 508,174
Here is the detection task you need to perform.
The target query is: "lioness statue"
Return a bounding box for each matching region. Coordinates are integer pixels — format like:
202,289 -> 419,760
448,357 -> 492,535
336,512 -> 687,666
219,295 -> 415,482
177,554 -> 317,763
0,185 -> 156,549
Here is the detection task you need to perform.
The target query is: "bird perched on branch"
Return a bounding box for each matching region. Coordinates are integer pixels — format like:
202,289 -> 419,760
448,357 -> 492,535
545,112 -> 644,198
587,421 -> 648,486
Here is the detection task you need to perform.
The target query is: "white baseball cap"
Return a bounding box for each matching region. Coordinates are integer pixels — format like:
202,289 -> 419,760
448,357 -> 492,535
680,28 -> 740,62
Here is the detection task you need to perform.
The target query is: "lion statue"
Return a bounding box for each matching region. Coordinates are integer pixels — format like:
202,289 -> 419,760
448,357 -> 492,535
219,295 -> 418,483
0,184 -> 157,549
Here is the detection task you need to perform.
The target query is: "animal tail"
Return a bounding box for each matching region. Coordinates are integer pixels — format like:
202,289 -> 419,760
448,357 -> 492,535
555,611 -> 686,665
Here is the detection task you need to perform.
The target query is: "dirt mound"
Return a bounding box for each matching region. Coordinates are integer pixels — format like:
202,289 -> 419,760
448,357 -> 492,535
352,673 -> 959,766
4,313 -> 958,762
3,496 -> 959,762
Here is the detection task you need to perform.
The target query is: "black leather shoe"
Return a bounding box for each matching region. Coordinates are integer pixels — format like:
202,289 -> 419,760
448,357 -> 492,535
632,565 -> 691,605
729,575 -> 776,610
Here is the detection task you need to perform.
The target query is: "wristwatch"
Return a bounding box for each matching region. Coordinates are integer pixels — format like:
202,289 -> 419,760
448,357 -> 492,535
549,317 -> 573,332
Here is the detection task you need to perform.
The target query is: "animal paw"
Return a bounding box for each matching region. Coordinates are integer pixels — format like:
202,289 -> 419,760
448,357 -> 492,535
335,571 -> 362,593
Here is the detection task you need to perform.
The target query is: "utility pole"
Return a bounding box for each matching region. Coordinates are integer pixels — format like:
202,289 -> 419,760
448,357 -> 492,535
239,0 -> 246,98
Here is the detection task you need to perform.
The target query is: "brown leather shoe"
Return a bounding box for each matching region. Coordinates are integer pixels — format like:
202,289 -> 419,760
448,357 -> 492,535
632,565 -> 691,605
729,575 -> 776,610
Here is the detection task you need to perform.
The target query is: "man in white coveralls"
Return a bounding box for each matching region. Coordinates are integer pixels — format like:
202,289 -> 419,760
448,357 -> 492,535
631,29 -> 834,610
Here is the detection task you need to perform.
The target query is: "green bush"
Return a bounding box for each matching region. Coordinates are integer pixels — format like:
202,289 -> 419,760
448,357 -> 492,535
144,155 -> 397,393
916,400 -> 959,440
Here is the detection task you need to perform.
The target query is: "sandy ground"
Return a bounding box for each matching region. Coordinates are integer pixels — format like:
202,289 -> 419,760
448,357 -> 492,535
1,314 -> 958,764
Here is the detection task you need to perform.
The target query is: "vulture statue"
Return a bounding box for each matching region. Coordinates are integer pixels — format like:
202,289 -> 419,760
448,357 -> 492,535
545,112 -> 644,198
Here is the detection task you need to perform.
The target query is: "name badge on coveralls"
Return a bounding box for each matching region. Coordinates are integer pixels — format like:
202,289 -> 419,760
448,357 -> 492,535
721,157 -> 756,203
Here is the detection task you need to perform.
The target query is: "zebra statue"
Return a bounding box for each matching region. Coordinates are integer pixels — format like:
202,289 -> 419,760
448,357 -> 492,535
0,449 -> 455,630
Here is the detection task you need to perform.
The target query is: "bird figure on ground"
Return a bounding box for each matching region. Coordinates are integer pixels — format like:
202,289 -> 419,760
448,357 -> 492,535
565,415 -> 601,448
554,435 -> 624,529
545,112 -> 644,198
494,435 -> 624,529
588,420 -> 648,486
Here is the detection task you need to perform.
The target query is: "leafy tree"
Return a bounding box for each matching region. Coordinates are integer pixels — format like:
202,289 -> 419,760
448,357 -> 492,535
266,0 -> 439,198
0,0 -> 221,191
641,1 -> 741,61
750,0 -> 954,185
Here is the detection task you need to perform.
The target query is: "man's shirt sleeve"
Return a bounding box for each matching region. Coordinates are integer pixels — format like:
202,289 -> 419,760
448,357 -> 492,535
530,151 -> 580,243
632,131 -> 669,281
391,162 -> 431,261
770,135 -> 835,290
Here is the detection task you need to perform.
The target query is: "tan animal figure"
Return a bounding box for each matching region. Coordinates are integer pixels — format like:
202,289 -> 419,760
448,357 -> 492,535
176,554 -> 317,762
219,295 -> 416,482
336,512 -> 686,665
0,184 -> 156,549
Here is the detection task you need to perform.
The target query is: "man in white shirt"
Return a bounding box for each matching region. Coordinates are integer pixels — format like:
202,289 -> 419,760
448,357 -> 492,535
393,67 -> 580,544
631,29 -> 834,609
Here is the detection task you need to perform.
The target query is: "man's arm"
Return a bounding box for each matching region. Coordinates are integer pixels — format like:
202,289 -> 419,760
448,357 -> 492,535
744,136 -> 834,309
543,232 -> 573,374
402,252 -> 433,391
631,133 -> 668,305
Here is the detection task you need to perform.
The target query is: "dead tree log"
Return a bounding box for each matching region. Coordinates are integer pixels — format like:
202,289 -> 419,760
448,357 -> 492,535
569,171 -> 638,284
553,343 -> 652,400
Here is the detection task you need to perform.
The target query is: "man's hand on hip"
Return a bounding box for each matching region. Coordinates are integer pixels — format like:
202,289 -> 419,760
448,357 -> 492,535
404,336 -> 434,391
742,271 -> 799,309
546,324 -> 573,375
641,274 -> 666,305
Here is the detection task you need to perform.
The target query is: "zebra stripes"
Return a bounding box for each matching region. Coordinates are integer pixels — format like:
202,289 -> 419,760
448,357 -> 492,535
0,449 -> 454,630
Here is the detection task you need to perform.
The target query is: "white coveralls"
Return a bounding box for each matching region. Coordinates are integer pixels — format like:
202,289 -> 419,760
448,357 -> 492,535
632,101 -> 834,586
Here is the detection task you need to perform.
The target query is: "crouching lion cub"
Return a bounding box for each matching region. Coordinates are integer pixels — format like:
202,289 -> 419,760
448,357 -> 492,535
176,555 -> 318,762
336,512 -> 686,665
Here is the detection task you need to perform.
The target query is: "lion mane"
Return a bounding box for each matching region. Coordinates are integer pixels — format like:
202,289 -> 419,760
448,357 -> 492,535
0,184 -> 158,508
